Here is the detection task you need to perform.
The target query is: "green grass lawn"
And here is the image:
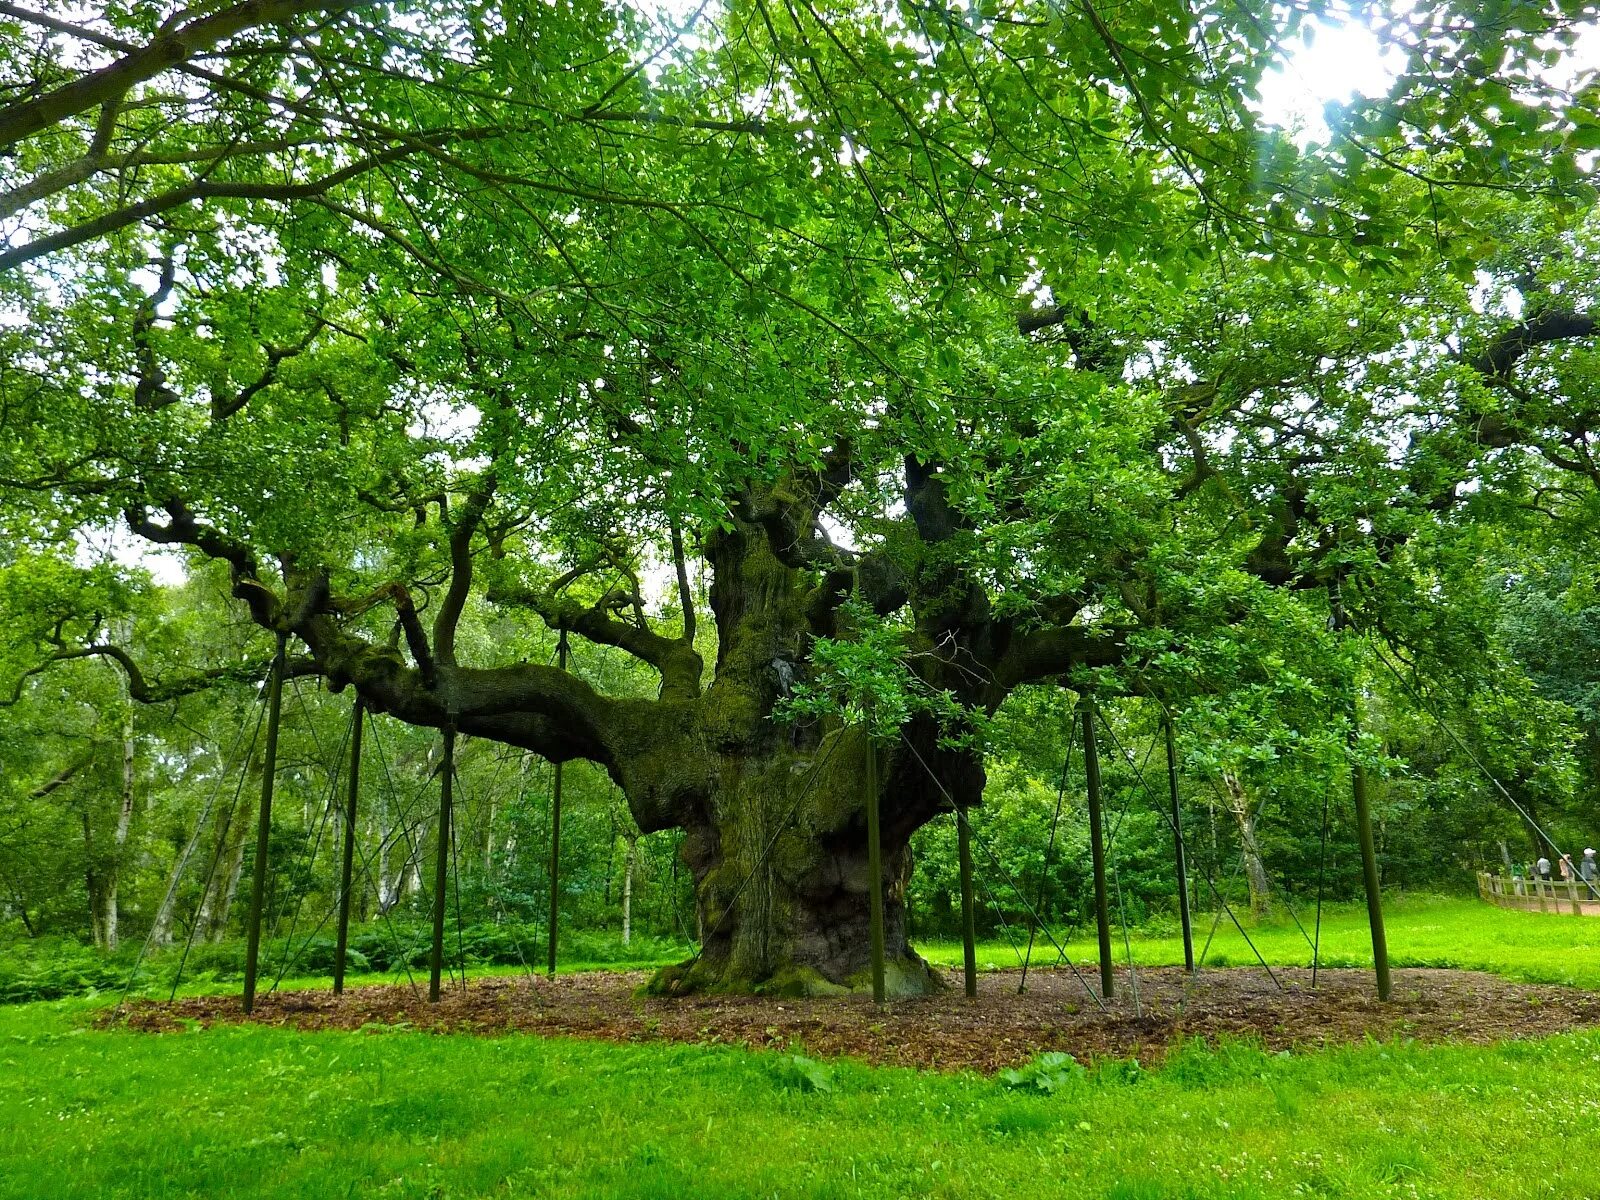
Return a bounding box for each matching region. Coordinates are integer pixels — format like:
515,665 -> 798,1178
920,892 -> 1600,989
8,895 -> 1600,1198
56,893 -> 1600,1003
5,995 -> 1600,1199
223,893 -> 1600,999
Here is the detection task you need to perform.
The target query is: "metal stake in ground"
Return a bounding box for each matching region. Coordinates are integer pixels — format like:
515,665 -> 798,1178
1162,708 -> 1196,974
1349,720 -> 1392,1001
547,627 -> 569,978
1332,583 -> 1391,1001
957,802 -> 978,999
430,726 -> 456,1003
865,715 -> 886,1004
1082,698 -> 1115,999
242,631 -> 288,1015
333,696 -> 364,995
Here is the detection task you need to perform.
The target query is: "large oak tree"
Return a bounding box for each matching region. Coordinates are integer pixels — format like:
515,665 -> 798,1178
3,0 -> 1599,992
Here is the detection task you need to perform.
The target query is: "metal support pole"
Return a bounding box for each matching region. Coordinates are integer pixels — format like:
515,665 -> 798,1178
242,631 -> 287,1014
430,727 -> 455,1003
1163,710 -> 1195,974
1350,750 -> 1392,1000
1082,700 -> 1115,999
333,697 -> 364,995
957,804 -> 978,999
547,628 -> 569,978
865,724 -> 886,1004
1333,597 -> 1390,1000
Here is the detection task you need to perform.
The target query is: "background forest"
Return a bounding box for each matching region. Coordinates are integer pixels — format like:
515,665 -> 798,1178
3,544 -> 1596,999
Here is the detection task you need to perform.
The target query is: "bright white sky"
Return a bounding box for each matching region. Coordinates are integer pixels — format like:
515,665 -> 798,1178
1258,13 -> 1600,141
1255,18 -> 1409,139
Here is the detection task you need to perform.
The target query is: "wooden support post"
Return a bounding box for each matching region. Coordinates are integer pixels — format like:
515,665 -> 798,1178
547,629 -> 569,978
1570,879 -> 1582,916
430,727 -> 455,1003
333,697 -> 364,995
1350,754 -> 1392,1001
1163,711 -> 1195,974
242,632 -> 287,1015
957,804 -> 978,999
865,722 -> 886,1004
1082,700 -> 1115,1000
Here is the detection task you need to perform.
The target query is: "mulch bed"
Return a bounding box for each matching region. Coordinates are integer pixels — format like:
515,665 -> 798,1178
105,966 -> 1600,1073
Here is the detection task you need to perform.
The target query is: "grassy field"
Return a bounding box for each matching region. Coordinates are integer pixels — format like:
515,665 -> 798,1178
8,894 -> 1600,1198
920,892 -> 1600,990
164,893 -> 1600,999
5,994 -> 1600,1198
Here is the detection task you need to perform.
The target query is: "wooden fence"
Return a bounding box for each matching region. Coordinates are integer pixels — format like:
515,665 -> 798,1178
1477,871 -> 1600,916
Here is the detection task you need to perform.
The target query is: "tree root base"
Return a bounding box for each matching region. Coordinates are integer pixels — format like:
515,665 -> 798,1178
644,951 -> 946,999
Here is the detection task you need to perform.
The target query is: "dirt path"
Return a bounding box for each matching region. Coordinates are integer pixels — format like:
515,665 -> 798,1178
107,966 -> 1600,1072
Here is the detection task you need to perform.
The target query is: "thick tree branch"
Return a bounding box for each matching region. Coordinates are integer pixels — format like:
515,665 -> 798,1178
27,757 -> 91,799
132,256 -> 179,411
125,498 -> 280,627
0,144 -> 417,272
0,98 -> 119,223
486,578 -> 704,701
433,476 -> 497,669
669,518 -> 696,647
325,581 -> 434,685
290,610 -> 703,832
0,0 -> 354,151
988,622 -> 1132,699
1468,307 -> 1596,380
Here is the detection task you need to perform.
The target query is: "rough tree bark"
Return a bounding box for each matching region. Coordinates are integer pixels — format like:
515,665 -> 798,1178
108,422 -> 1138,996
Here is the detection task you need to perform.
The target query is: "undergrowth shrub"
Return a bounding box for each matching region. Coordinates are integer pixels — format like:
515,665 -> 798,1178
997,1051 -> 1086,1093
0,938 -> 130,1003
0,922 -> 684,1004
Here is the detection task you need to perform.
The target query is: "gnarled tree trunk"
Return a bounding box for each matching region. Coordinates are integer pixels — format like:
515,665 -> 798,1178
649,729 -> 961,996
605,501 -> 991,996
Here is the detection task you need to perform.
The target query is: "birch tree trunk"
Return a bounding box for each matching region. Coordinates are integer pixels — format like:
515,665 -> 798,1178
621,832 -> 637,947
148,813 -> 208,947
206,806 -> 251,940
103,704 -> 136,951
1221,771 -> 1272,917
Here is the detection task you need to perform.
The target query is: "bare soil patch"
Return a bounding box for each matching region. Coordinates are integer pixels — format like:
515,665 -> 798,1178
106,966 -> 1600,1073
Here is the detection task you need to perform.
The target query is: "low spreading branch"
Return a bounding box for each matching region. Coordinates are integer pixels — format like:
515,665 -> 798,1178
1,643 -> 319,708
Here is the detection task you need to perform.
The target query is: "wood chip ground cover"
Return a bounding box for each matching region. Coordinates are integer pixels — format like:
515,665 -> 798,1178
108,966 -> 1600,1073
